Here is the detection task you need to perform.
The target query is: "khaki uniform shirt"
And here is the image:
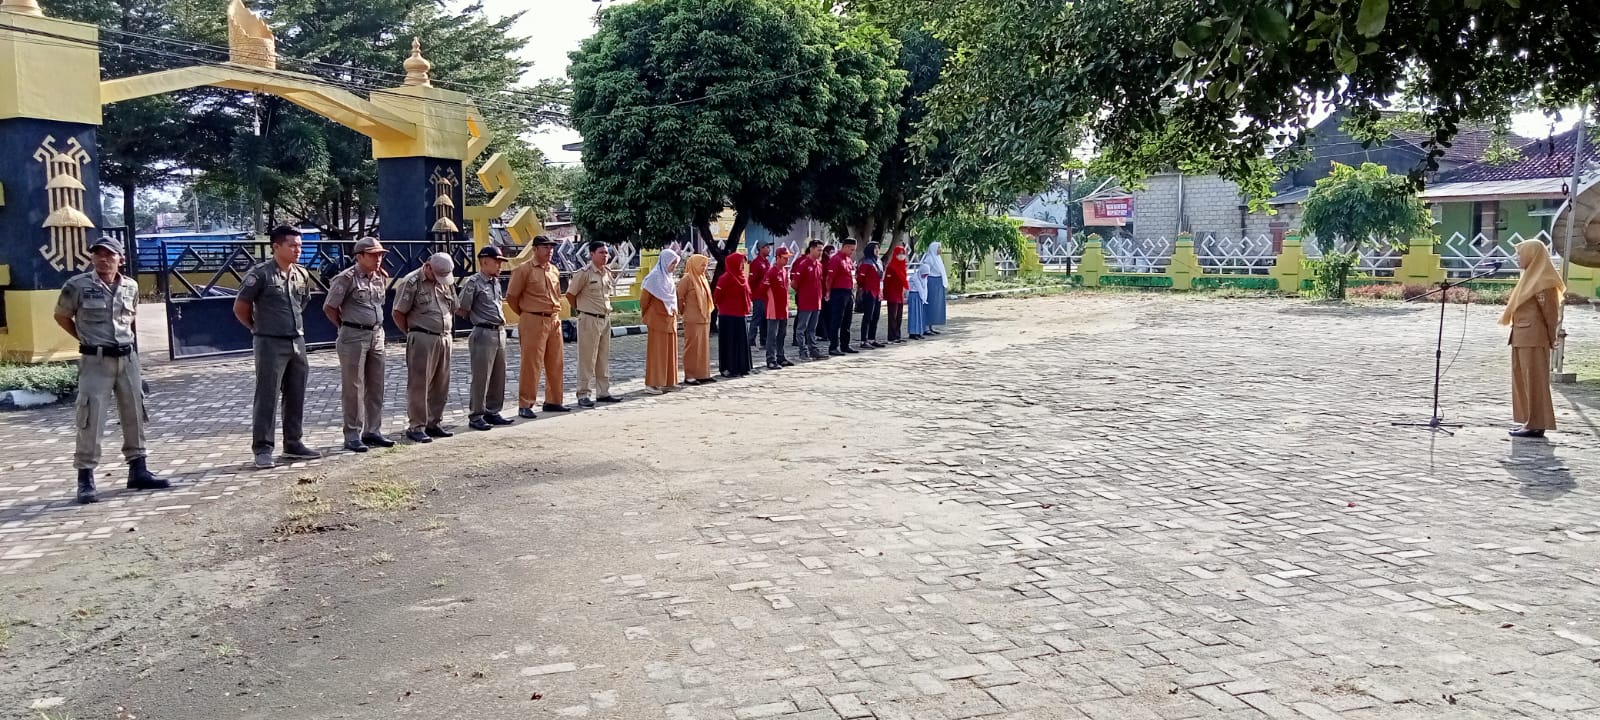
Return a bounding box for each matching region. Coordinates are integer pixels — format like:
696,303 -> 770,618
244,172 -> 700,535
238,260 -> 312,337
566,264 -> 616,317
324,265 -> 387,328
508,260 -> 562,316
56,271 -> 138,347
393,268 -> 457,334
457,272 -> 506,326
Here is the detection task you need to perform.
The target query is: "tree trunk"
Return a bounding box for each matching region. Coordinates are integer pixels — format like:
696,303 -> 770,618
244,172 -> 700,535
122,180 -> 138,282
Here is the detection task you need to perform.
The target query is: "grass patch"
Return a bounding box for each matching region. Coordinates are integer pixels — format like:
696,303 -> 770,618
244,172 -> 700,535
366,551 -> 396,565
609,310 -> 642,327
421,518 -> 447,531
0,362 -> 78,395
958,274 -> 1072,295
0,619 -> 12,651
353,478 -> 420,512
276,475 -> 338,536
430,579 -> 449,588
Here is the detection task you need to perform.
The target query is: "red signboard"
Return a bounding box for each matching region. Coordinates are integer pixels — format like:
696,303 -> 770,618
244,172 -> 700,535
1093,198 -> 1133,218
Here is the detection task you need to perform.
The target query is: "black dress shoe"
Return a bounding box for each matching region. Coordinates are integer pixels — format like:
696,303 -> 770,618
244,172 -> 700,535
126,457 -> 170,490
597,395 -> 623,402
829,349 -> 844,357
405,429 -> 432,443
425,425 -> 453,438
578,397 -> 596,408
843,347 -> 860,354
692,378 -> 714,385
766,362 -> 781,370
469,417 -> 492,431
343,439 -> 370,453
362,433 -> 397,448
518,407 -> 537,419
779,359 -> 794,367
76,469 -> 98,504
543,403 -> 571,413
1509,428 -> 1547,438
485,414 -> 515,426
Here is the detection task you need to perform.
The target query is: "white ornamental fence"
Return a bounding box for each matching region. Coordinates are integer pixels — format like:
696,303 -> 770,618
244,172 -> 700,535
1196,234 -> 1276,275
1299,234 -> 1403,277
1437,230 -> 1556,279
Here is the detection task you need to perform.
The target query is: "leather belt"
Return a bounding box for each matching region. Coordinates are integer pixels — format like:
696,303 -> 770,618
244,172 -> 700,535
523,311 -> 556,318
473,323 -> 503,330
408,328 -> 445,336
80,344 -> 134,358
579,311 -> 609,319
341,321 -> 378,331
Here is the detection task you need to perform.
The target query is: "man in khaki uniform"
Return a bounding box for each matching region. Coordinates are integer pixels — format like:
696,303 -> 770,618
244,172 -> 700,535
323,237 -> 393,453
457,246 -> 515,431
565,240 -> 622,408
235,226 -> 322,469
393,253 -> 458,443
54,237 -> 169,503
507,235 -> 568,417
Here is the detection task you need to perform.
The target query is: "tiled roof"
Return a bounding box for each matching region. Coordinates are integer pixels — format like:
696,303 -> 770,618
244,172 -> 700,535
1439,128 -> 1598,183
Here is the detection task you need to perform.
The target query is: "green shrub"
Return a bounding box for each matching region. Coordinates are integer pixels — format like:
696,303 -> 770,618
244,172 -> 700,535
1305,251 -> 1358,299
0,362 -> 79,395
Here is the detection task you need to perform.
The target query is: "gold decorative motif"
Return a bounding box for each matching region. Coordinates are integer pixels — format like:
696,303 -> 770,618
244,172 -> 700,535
227,0 -> 277,69
0,0 -> 45,17
429,166 -> 459,234
403,38 -> 432,88
35,136 -> 95,273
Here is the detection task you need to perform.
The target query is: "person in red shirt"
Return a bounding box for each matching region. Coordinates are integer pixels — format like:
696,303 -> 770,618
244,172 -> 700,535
714,253 -> 753,377
763,246 -> 794,369
826,238 -> 858,354
817,245 -> 836,344
746,241 -> 773,350
791,240 -> 826,360
883,244 -> 909,343
855,241 -> 885,349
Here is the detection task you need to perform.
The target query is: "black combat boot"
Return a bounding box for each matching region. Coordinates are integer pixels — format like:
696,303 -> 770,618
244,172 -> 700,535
126,457 -> 170,491
76,469 -> 98,504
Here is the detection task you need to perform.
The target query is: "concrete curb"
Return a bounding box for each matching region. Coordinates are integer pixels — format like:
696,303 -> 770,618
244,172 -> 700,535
0,388 -> 66,411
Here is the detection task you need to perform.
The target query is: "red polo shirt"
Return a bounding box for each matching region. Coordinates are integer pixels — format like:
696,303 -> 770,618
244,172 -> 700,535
793,256 -> 824,311
828,252 -> 855,291
748,255 -> 771,301
856,262 -> 883,297
765,264 -> 791,319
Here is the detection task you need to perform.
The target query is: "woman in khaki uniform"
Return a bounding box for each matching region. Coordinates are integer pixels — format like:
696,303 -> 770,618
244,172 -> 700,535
1501,240 -> 1565,438
677,253 -> 716,385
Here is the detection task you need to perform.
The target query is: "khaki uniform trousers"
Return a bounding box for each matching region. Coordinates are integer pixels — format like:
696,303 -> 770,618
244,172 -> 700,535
74,353 -> 147,470
468,327 -> 507,419
1511,346 -> 1557,431
405,332 -> 451,431
335,327 -> 385,441
517,314 -> 563,407
576,313 -> 611,400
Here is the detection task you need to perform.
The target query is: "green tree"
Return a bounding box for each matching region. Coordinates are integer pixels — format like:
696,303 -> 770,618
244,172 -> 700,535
1299,162 -> 1431,299
845,0 -> 1600,205
568,0 -> 842,275
801,22 -> 906,243
914,211 -> 1026,292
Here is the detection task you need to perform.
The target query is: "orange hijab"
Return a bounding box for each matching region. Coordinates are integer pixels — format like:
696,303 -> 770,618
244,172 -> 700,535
676,253 -> 711,315
1500,240 -> 1566,325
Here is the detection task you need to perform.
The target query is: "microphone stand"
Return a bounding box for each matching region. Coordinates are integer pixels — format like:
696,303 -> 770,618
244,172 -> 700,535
1393,261 -> 1505,435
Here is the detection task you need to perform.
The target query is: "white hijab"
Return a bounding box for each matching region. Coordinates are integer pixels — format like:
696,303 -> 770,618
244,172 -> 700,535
918,241 -> 947,278
908,257 -> 929,301
642,249 -> 680,314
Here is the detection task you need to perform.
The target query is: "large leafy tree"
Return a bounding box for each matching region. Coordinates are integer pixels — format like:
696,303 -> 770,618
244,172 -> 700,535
569,0 -> 843,267
1300,161 -> 1431,298
801,22 -> 905,244
847,0 -> 1600,205
914,211 -> 1026,292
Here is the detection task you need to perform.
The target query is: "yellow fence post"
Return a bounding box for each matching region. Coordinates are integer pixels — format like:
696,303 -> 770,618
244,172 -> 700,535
1170,234 -> 1197,290
631,250 -> 659,303
1397,235 -> 1445,287
1271,232 -> 1307,295
1565,260 -> 1598,299
1080,239 -> 1106,287
1020,237 -> 1044,275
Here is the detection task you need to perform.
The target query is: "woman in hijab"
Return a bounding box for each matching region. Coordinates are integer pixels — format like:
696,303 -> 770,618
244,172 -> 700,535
883,244 -> 909,343
855,241 -> 885,348
1501,240 -> 1565,438
714,253 -> 754,377
676,253 -> 715,386
638,249 -> 681,393
906,249 -> 928,340
919,240 -> 948,334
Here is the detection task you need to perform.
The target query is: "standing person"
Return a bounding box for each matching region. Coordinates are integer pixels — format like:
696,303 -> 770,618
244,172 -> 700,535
714,253 -> 754,377
54,236 -> 168,503
565,240 -> 620,408
507,235 -> 568,417
640,249 -> 681,392
907,250 -> 929,340
827,238 -> 859,355
764,246 -> 794,369
234,225 -> 321,469
747,240 -> 773,349
818,245 -> 837,343
1502,240 -> 1564,438
792,241 -> 825,360
884,244 -> 909,343
920,240 -> 949,334
457,246 -> 515,431
393,253 -> 458,443
856,241 -> 885,349
676,253 -> 716,385
323,237 -> 392,453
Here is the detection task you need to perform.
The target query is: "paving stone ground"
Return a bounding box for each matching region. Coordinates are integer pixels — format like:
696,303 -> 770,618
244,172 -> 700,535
5,293 -> 1600,720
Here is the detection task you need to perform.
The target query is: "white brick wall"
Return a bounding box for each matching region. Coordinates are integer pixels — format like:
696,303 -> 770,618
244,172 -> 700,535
1132,173 -> 1288,239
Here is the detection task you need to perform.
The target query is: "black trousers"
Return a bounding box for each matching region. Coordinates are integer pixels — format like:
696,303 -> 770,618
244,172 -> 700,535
859,294 -> 881,344
886,302 -> 904,341
828,288 -> 854,351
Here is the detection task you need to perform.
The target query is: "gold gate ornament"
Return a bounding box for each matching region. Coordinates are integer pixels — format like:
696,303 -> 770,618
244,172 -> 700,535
35,135 -> 95,273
